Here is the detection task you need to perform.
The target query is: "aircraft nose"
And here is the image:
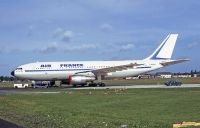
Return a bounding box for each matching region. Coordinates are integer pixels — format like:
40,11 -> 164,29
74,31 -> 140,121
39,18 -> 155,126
11,70 -> 15,76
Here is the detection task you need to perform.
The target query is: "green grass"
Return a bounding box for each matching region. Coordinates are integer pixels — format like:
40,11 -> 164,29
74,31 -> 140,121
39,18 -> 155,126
1,88 -> 200,128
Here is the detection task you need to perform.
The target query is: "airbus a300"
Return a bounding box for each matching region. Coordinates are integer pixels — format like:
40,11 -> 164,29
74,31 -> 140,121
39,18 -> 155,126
11,34 -> 188,87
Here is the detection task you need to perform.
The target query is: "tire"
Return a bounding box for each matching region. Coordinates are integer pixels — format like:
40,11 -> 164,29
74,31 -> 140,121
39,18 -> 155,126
89,83 -> 92,87
94,83 -> 97,87
101,83 -> 105,87
99,83 -> 105,87
89,83 -> 97,87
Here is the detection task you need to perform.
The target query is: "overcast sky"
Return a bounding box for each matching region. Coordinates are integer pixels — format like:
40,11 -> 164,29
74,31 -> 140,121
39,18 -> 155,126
0,0 -> 200,75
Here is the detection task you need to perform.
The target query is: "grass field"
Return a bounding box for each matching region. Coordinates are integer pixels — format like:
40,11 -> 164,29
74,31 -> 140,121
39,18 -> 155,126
1,88 -> 200,128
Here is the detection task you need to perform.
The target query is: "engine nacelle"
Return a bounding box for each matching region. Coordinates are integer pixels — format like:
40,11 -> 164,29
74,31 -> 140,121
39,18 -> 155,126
69,75 -> 95,85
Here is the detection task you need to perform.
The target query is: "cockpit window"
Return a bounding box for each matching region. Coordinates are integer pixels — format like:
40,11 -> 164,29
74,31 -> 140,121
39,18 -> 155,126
16,68 -> 23,70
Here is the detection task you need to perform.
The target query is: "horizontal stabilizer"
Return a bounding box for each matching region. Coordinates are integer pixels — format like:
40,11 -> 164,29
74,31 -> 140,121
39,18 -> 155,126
160,58 -> 189,66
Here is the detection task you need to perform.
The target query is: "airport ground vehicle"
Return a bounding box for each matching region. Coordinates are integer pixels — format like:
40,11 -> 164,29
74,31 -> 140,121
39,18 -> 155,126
14,83 -> 29,88
31,81 -> 53,88
164,79 -> 182,86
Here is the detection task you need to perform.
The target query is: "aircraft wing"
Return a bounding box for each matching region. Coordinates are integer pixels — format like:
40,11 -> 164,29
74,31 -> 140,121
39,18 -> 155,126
74,63 -> 142,75
160,58 -> 189,66
92,63 -> 142,74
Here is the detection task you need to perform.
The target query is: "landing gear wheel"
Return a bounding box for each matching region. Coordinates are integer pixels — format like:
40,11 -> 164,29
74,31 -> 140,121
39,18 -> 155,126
89,83 -> 97,87
98,82 -> 105,87
100,83 -> 105,87
81,84 -> 85,87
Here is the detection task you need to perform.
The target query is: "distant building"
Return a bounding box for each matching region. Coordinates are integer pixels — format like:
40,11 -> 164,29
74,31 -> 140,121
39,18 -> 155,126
126,76 -> 139,80
193,74 -> 197,78
138,74 -> 155,79
125,74 -> 154,79
156,72 -> 172,78
173,73 -> 191,78
197,73 -> 200,77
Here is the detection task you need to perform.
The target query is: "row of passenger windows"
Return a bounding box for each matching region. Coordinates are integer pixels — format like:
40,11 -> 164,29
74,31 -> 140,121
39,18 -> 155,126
36,68 -> 52,70
86,66 -> 111,68
35,66 -> 111,70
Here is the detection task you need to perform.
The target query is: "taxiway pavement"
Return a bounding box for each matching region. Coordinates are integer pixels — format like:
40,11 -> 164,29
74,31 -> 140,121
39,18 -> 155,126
0,84 -> 200,95
73,84 -> 200,90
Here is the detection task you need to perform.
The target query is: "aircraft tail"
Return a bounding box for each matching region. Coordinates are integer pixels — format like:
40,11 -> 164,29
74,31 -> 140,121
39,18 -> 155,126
145,34 -> 178,60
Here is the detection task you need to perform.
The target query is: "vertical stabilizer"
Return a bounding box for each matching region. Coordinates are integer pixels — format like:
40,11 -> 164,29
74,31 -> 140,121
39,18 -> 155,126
145,34 -> 178,60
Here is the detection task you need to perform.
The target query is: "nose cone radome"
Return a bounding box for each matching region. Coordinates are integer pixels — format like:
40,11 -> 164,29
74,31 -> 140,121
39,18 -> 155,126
11,70 -> 15,76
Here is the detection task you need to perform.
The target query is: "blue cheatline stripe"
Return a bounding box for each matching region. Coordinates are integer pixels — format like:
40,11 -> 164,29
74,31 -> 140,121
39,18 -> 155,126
151,35 -> 170,60
136,67 -> 151,69
25,69 -> 93,72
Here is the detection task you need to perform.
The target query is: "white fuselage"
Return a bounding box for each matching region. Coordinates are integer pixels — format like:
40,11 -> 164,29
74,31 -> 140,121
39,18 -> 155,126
13,59 -> 164,80
12,34 -> 186,82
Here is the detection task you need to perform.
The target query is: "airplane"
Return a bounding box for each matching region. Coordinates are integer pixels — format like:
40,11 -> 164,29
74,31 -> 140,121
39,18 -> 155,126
11,34 -> 188,87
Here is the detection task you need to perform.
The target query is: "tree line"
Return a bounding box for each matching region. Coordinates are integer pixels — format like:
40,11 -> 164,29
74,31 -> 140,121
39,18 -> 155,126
0,76 -> 16,81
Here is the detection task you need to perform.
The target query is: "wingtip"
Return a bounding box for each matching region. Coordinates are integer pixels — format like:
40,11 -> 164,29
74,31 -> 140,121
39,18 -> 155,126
177,58 -> 190,61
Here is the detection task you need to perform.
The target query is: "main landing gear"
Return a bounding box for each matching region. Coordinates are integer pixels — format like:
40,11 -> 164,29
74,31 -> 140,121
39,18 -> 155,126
88,74 -> 106,87
88,82 -> 106,87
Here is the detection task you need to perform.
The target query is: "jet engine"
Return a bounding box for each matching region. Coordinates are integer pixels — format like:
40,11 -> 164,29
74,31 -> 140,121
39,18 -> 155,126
69,75 -> 95,85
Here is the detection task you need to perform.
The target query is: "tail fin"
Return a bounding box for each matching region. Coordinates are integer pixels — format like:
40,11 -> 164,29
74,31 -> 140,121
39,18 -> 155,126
145,34 -> 178,60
